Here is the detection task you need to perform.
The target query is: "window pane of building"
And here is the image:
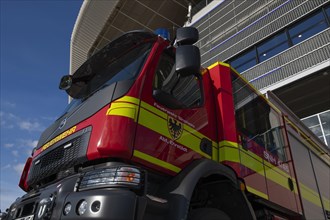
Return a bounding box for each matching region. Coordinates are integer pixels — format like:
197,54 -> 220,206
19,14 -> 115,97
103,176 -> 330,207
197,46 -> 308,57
302,115 -> 319,128
309,125 -> 323,137
325,135 -> 330,147
257,32 -> 289,62
229,49 -> 256,73
302,110 -> 330,146
319,110 -> 330,145
288,11 -> 328,45
326,6 -> 330,19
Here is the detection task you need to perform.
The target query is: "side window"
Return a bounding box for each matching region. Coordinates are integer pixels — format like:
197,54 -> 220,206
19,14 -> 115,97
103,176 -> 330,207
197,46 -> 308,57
232,74 -> 287,162
153,51 -> 202,109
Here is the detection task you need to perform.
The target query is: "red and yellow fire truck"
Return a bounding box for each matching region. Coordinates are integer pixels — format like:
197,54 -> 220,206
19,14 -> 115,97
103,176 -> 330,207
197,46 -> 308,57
3,27 -> 329,220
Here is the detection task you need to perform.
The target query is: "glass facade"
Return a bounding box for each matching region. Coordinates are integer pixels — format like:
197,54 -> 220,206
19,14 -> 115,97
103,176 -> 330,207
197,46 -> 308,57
288,11 -> 328,45
229,48 -> 256,73
257,31 -> 289,62
302,110 -> 330,146
228,5 -> 330,73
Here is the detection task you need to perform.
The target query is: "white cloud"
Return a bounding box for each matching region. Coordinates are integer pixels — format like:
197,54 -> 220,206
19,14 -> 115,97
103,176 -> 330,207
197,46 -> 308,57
13,163 -> 25,175
41,116 -> 57,121
0,111 -> 44,131
20,139 -> 38,149
12,150 -> 19,157
2,101 -> 16,108
4,143 -> 14,148
0,181 -> 24,211
18,121 -> 43,131
1,164 -> 11,170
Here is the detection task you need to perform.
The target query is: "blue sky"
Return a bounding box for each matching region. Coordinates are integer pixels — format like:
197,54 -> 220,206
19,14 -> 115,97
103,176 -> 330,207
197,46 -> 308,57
0,0 -> 82,211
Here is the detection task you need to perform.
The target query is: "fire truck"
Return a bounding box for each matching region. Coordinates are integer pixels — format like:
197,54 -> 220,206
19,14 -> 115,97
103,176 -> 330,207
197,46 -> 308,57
2,27 -> 329,220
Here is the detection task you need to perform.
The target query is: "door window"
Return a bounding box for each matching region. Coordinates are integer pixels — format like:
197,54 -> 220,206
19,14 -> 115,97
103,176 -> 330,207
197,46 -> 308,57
153,51 -> 202,109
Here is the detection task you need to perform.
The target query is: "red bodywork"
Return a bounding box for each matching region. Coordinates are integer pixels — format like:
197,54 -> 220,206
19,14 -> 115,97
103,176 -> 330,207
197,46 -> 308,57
23,36 -> 303,216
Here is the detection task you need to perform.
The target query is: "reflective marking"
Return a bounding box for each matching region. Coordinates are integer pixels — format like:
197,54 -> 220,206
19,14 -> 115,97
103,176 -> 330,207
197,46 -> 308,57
115,96 -> 140,105
63,143 -> 72,149
133,150 -> 181,173
107,100 -> 139,122
299,183 -> 323,208
246,186 -> 268,200
219,139 -> 330,209
219,140 -> 239,148
42,126 -> 77,151
139,106 -> 211,158
219,146 -> 240,163
208,61 -> 230,70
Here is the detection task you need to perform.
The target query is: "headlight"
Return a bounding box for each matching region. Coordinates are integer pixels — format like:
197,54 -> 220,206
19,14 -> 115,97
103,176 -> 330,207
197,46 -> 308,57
78,166 -> 142,190
63,203 -> 72,216
77,200 -> 88,215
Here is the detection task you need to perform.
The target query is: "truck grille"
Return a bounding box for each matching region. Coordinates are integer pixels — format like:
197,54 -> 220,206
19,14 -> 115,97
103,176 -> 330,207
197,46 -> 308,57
27,128 -> 91,187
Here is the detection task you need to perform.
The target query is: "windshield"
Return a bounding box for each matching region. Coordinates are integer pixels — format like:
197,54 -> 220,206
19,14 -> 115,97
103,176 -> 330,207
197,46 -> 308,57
67,31 -> 156,99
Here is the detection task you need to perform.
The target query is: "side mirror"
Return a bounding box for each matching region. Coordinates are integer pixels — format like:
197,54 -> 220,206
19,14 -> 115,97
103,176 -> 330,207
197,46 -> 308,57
59,75 -> 72,90
176,27 -> 199,45
176,45 -> 201,77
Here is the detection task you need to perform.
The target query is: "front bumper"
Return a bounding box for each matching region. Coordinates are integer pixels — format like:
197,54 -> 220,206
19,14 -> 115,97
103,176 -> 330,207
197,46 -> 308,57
4,173 -> 140,220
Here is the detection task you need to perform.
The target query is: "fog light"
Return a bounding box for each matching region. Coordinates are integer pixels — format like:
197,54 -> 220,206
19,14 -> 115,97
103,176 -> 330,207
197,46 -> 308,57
63,203 -> 71,216
77,200 -> 88,215
91,201 -> 101,213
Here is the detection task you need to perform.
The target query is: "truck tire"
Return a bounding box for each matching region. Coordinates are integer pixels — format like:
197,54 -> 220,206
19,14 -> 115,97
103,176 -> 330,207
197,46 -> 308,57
188,208 -> 231,220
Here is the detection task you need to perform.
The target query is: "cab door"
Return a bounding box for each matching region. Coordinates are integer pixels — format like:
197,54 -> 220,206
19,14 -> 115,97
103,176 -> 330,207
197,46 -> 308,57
132,47 -> 217,175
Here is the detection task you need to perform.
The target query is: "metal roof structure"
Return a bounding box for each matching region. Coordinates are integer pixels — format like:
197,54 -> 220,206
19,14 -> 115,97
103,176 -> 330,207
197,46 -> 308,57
70,0 -> 202,74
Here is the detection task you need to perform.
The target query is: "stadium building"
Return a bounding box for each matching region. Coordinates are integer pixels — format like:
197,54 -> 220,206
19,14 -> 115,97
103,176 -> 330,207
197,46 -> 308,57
70,0 -> 330,146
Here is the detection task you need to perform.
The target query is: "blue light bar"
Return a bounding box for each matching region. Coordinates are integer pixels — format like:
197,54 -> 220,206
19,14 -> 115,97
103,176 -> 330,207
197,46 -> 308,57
154,28 -> 170,40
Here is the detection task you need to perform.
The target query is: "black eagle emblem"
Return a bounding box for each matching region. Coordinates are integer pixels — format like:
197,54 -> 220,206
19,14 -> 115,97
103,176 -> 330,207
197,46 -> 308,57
168,117 -> 183,140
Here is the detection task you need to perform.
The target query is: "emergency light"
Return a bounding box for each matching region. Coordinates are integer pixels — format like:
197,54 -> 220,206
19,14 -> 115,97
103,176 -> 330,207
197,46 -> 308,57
154,28 -> 170,40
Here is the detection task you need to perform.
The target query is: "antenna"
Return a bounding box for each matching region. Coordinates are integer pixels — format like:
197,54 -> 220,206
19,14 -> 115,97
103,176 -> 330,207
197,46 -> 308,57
187,2 -> 192,23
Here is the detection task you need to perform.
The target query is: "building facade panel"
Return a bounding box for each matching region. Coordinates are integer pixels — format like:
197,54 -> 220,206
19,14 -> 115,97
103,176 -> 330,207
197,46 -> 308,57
191,0 -> 328,68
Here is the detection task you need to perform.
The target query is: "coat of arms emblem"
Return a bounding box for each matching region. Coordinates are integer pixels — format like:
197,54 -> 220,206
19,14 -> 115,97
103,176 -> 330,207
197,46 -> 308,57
168,116 -> 183,140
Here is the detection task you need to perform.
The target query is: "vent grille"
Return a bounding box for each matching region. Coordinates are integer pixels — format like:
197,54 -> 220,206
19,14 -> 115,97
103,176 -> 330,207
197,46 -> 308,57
27,131 -> 90,187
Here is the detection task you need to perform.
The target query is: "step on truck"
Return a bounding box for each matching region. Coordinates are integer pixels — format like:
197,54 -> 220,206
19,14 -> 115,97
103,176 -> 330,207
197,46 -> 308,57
2,27 -> 330,220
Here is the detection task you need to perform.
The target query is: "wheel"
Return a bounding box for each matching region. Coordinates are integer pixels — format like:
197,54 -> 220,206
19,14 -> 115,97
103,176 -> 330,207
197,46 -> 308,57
188,208 -> 231,220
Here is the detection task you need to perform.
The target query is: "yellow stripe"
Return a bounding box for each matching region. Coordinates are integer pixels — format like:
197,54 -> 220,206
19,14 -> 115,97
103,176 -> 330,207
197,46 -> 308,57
207,61 -> 230,70
219,146 -> 240,163
299,183 -> 323,208
299,183 -> 330,210
107,102 -> 139,122
264,166 -> 299,194
133,150 -> 181,173
219,140 -> 239,148
141,101 -> 167,119
139,107 -> 211,158
322,196 -> 330,210
108,97 -> 214,159
139,106 -> 169,137
141,101 -> 215,145
246,186 -> 269,200
114,96 -> 140,105
240,150 -> 265,176
219,141 -> 330,208
110,95 -> 329,210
